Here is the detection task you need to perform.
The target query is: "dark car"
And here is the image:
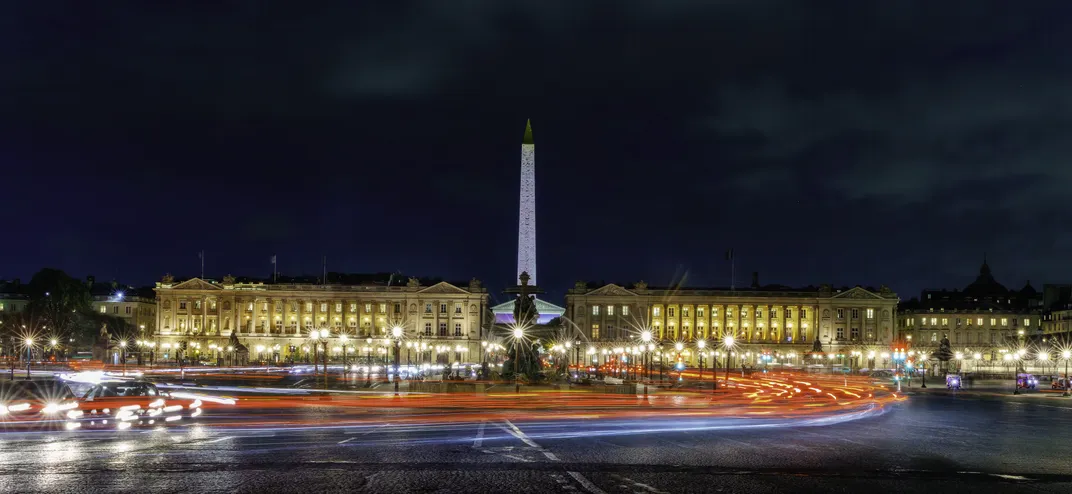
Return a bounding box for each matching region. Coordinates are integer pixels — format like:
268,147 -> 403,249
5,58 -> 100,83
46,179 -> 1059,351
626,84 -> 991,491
0,380 -> 81,430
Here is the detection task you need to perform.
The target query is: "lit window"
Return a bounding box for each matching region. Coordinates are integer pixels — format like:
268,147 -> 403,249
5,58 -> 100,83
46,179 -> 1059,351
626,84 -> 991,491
668,307 -> 676,317
0,303 -> 4,311
100,305 -> 107,314
425,303 -> 432,313
930,317 -> 937,325
653,307 -> 661,317
741,307 -> 748,317
592,306 -> 600,316
1001,318 -> 1008,326
263,302 -> 268,311
320,303 -> 327,312
800,308 -> 806,318
785,308 -> 792,318
335,303 -> 342,312
365,303 -> 372,313
990,318 -> 996,326
977,318 -> 983,325
697,307 -> 705,318
726,308 -> 733,317
941,318 -> 947,326
682,307 -> 689,318
622,306 -> 629,316
866,309 -> 874,319
836,309 -> 844,319
931,332 -> 937,342
1024,318 -> 1030,326
379,303 -> 386,313
770,308 -> 776,318
607,305 -> 614,316
591,324 -> 600,339
210,301 -> 216,310
194,300 -> 201,309
305,302 -> 313,312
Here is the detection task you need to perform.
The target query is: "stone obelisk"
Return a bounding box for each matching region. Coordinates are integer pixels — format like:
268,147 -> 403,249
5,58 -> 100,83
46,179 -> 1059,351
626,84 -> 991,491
517,119 -> 536,286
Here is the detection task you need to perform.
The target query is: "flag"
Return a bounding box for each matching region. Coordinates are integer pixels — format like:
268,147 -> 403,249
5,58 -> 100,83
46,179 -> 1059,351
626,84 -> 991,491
198,251 -> 203,260
270,255 -> 277,265
725,249 -> 734,261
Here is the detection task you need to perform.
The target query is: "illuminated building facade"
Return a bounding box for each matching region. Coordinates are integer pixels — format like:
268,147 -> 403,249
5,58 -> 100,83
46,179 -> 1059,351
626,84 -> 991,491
896,258 -> 1042,361
565,277 -> 899,366
153,274 -> 489,364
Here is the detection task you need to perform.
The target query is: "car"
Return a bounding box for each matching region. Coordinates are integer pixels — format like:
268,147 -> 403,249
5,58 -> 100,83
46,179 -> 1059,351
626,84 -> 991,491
78,381 -> 203,430
945,374 -> 962,390
0,380 -> 81,430
1016,374 -> 1038,389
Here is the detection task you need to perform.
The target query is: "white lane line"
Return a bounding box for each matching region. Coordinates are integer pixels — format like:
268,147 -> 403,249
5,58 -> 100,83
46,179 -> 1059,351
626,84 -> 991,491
610,474 -> 670,494
337,437 -> 356,445
567,471 -> 608,494
502,420 -> 607,494
205,436 -> 235,444
474,421 -> 486,448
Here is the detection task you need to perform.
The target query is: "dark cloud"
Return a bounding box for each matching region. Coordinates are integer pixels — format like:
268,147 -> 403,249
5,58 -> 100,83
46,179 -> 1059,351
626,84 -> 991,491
3,1 -> 1072,298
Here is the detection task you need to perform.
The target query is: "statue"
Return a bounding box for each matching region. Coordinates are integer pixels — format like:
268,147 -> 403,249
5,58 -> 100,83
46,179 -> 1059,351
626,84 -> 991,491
91,323 -> 111,362
633,280 -> 648,291
574,280 -> 588,291
223,274 -> 236,285
879,284 -> 893,296
514,294 -> 539,327
811,338 -> 823,354
468,278 -> 482,291
161,273 -> 174,284
407,277 -> 421,288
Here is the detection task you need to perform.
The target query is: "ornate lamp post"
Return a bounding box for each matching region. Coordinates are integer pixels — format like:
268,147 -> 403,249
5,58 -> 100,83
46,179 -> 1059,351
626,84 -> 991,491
365,337 -> 373,385
513,326 -> 524,394
392,326 -> 403,392
723,335 -> 735,390
697,340 -> 706,385
309,331 -> 320,377
1063,350 -> 1071,397
24,338 -> 34,380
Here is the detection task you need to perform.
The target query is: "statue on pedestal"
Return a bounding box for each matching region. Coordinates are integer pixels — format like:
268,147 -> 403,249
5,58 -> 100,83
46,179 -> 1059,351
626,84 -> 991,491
92,323 -> 111,362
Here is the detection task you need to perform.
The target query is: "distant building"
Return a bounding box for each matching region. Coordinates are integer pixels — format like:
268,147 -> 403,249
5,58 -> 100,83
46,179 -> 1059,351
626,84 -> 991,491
897,258 -> 1041,356
88,277 -> 157,336
152,273 -> 489,364
0,279 -> 28,314
564,273 -> 900,367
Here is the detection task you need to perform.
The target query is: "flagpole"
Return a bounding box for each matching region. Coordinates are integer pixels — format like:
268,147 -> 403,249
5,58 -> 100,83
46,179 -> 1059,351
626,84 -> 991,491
200,250 -> 204,279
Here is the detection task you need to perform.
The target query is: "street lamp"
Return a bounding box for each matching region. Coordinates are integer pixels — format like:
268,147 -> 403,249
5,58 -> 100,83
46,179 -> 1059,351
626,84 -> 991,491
723,335 -> 735,390
23,338 -> 34,380
641,330 -> 653,381
697,340 -> 707,386
391,326 -> 403,392
340,333 -> 349,377
120,340 -> 128,376
1061,349 -> 1072,396
512,326 -> 524,393
365,337 -> 373,385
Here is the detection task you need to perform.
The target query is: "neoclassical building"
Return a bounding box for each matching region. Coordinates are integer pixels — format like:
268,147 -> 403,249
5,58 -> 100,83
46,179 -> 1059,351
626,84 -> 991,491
153,274 -> 489,364
565,279 -> 900,365
897,258 -> 1042,359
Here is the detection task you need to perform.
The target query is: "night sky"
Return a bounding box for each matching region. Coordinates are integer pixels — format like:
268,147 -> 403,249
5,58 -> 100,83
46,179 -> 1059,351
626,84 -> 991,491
4,2 -> 1071,304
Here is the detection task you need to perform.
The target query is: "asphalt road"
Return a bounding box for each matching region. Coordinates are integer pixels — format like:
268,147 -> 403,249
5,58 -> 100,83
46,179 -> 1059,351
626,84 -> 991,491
2,392 -> 1072,493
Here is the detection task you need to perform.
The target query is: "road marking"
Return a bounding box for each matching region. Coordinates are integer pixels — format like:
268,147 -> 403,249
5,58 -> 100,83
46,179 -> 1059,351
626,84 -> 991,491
567,471 -> 608,494
205,436 -> 235,444
474,421 -> 485,448
502,420 -> 607,494
337,437 -> 356,445
610,474 -> 670,494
